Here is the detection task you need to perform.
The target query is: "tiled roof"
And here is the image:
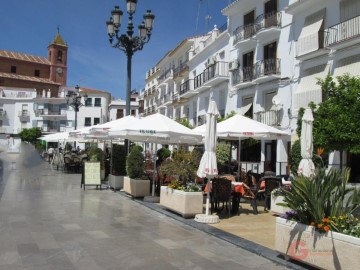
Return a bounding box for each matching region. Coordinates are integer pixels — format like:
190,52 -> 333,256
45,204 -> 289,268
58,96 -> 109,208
0,50 -> 50,65
51,33 -> 67,46
222,0 -> 240,13
79,87 -> 111,96
0,72 -> 61,85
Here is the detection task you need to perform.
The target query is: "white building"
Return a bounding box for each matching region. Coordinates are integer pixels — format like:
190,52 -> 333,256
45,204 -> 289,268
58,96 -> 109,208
285,0 -> 360,172
108,91 -> 141,121
0,86 -> 111,135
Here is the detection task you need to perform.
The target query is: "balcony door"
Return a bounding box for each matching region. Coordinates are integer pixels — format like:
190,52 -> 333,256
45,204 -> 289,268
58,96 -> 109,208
244,10 -> 255,39
264,42 -> 277,74
243,51 -> 254,81
265,0 -> 278,27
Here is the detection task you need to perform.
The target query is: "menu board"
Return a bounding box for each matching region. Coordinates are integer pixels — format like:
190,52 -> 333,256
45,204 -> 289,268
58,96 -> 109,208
84,162 -> 101,188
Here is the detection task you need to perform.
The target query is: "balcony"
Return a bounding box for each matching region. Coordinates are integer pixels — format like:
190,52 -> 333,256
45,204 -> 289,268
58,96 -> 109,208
173,62 -> 189,79
253,58 -> 281,83
233,23 -> 257,45
253,110 -> 281,127
231,66 -> 256,89
194,61 -> 229,93
179,79 -> 195,98
41,126 -> 66,133
327,15 -> 360,50
254,11 -> 282,40
18,110 -> 30,120
233,12 -> 281,46
37,109 -> 66,118
158,68 -> 173,85
158,94 -> 173,107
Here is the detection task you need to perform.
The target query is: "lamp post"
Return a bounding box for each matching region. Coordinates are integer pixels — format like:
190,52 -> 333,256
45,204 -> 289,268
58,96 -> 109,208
66,85 -> 88,131
106,0 -> 155,116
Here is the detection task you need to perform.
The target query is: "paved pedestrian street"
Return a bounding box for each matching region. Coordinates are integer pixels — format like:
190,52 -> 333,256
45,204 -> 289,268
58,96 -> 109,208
0,144 -> 298,270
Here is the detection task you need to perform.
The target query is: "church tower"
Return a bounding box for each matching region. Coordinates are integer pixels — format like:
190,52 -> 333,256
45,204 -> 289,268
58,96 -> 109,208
48,29 -> 68,86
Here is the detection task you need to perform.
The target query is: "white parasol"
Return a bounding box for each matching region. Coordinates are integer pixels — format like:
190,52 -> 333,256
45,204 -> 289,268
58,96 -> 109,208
298,108 -> 315,177
195,101 -> 220,224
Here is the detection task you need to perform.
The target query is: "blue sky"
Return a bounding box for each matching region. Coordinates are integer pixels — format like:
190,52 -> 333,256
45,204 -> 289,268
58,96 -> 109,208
0,0 -> 231,99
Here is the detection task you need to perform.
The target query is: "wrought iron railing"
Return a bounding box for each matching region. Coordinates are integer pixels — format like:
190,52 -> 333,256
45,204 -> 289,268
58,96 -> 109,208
233,23 -> 257,44
158,67 -> 173,83
179,79 -> 193,95
253,109 -> 281,127
173,62 -> 188,78
231,65 -> 254,85
327,15 -> 360,46
255,11 -> 282,31
254,58 -> 281,79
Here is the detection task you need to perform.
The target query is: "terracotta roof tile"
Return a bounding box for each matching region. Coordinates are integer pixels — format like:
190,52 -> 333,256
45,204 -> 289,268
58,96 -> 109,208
79,87 -> 111,96
0,50 -> 50,65
0,72 -> 60,85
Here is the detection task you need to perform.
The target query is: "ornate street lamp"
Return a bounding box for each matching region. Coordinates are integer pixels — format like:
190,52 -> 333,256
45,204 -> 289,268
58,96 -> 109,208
66,85 -> 88,130
106,0 -> 155,116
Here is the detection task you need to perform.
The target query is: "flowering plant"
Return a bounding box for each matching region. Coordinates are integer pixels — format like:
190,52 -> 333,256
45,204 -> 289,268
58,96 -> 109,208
279,168 -> 360,237
167,179 -> 202,192
272,185 -> 292,197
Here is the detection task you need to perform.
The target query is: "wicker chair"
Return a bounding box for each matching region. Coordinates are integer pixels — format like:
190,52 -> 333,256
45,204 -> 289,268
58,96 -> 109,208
211,178 -> 232,217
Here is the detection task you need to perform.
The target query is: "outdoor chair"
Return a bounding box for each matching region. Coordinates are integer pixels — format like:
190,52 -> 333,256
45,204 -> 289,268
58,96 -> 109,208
64,156 -> 77,173
263,177 -> 282,211
211,178 -> 232,217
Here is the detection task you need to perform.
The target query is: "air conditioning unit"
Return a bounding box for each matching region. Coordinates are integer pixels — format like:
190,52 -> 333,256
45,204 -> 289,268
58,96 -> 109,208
207,56 -> 216,66
228,60 -> 239,71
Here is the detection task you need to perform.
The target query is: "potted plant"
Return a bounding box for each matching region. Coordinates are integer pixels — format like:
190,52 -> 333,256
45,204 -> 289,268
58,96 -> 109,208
159,149 -> 204,218
87,145 -> 105,180
123,145 -> 150,197
275,168 -> 360,269
109,144 -> 126,190
270,186 -> 292,215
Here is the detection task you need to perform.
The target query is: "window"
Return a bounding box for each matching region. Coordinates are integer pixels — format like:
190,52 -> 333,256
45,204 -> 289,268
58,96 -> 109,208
131,109 -> 136,116
94,118 -> 100,125
244,10 -> 255,39
11,66 -> 16,73
94,98 -> 101,107
117,109 -> 124,119
85,98 -> 92,107
34,70 -> 40,77
243,51 -> 254,81
84,117 -> 91,126
57,51 -> 63,62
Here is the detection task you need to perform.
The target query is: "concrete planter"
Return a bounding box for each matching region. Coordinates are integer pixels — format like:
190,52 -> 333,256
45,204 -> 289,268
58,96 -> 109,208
270,194 -> 292,215
160,186 -> 203,218
123,176 -> 150,198
275,217 -> 360,270
109,174 -> 124,190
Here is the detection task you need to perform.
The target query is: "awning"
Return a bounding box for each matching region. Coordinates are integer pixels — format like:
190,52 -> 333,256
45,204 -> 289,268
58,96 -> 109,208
297,9 -> 325,56
333,54 -> 360,78
294,64 -> 329,110
239,103 -> 252,115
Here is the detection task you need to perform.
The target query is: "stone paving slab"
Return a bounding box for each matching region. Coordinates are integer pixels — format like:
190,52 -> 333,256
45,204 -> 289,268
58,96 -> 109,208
0,144 -> 315,270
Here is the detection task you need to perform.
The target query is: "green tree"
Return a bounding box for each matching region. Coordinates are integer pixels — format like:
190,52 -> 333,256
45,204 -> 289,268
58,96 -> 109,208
314,74 -> 360,167
19,127 -> 42,144
218,110 -> 236,123
177,118 -> 193,129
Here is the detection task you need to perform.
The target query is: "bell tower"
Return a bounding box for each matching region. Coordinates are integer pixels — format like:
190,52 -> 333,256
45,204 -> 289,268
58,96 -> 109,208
48,28 -> 68,85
